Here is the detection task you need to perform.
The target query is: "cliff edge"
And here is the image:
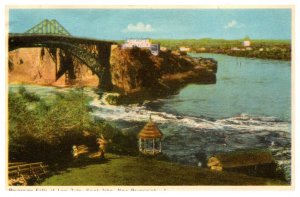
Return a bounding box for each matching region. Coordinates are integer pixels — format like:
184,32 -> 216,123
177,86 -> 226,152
8,45 -> 217,104
108,46 -> 217,104
9,47 -> 99,87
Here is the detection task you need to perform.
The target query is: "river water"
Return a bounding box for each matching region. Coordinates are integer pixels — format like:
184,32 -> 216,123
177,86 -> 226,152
9,53 -> 292,181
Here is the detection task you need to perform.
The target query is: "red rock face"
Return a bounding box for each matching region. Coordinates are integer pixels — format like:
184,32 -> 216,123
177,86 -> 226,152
9,48 -> 57,84
8,47 -> 99,87
109,46 -> 217,94
110,47 -> 149,93
8,45 -> 217,95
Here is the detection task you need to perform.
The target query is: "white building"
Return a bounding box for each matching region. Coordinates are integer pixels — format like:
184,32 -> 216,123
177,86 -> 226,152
179,46 -> 191,52
122,38 -> 160,56
231,47 -> 241,51
160,46 -> 168,51
122,38 -> 152,49
243,40 -> 251,47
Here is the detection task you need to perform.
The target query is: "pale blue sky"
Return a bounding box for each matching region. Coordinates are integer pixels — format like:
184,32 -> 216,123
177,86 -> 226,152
9,9 -> 291,40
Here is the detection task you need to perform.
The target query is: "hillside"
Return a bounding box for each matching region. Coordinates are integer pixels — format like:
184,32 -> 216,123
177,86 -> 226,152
150,39 -> 291,60
41,153 -> 287,186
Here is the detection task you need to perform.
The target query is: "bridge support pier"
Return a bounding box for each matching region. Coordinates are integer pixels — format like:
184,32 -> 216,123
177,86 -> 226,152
97,44 -> 113,91
53,49 -> 76,84
9,34 -> 116,89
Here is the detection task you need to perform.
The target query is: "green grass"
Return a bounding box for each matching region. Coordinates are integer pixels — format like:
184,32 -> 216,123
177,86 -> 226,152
117,38 -> 291,49
116,38 -> 291,60
41,153 -> 287,186
151,38 -> 290,50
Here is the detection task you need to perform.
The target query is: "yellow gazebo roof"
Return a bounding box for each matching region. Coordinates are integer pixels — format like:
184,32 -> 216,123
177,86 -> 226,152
138,117 -> 163,139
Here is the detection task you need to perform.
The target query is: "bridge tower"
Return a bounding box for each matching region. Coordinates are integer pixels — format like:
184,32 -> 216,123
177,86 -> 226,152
24,19 -> 76,85
24,19 -> 71,36
10,19 -> 115,90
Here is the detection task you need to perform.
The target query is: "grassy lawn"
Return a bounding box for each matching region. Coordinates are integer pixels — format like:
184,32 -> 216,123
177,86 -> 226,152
41,154 -> 287,186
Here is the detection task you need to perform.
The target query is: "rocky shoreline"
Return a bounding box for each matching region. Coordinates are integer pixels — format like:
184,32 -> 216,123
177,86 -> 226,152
196,50 -> 291,61
8,46 -> 217,104
107,47 -> 217,104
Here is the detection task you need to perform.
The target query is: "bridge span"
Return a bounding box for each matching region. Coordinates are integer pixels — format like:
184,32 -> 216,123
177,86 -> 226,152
9,33 -> 117,90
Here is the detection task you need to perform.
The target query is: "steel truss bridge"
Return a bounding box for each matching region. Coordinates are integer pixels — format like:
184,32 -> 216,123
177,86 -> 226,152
8,19 -> 116,90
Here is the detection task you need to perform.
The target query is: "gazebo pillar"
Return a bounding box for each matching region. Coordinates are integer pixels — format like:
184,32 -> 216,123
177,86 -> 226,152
152,138 -> 155,154
139,138 -> 142,151
159,139 -> 162,152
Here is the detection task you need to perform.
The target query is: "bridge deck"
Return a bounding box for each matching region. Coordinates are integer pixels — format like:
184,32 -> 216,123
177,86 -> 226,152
9,34 -> 117,46
8,33 -> 115,90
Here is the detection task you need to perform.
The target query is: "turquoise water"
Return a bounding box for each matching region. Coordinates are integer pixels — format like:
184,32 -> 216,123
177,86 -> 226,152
157,53 -> 291,121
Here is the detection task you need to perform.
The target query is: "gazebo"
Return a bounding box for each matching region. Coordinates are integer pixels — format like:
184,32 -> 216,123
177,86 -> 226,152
138,116 -> 163,155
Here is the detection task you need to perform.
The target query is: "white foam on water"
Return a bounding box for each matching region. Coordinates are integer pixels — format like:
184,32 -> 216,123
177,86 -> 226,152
88,91 -> 290,134
9,86 -> 292,182
9,86 -> 290,134
90,90 -> 292,183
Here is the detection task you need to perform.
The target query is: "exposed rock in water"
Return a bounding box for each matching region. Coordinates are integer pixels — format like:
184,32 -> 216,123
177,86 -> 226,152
109,46 -> 217,104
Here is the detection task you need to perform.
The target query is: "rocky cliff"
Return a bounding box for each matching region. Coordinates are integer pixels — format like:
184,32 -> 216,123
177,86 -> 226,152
9,47 -> 99,87
9,45 -> 217,103
109,46 -> 217,104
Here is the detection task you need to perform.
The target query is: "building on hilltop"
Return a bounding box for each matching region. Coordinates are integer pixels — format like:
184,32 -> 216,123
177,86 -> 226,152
179,46 -> 191,52
122,38 -> 160,56
231,47 -> 241,51
122,38 -> 152,48
243,40 -> 251,47
160,46 -> 168,51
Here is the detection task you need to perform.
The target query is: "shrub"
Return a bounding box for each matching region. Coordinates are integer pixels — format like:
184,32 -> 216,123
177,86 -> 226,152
8,87 -> 139,164
9,89 -> 95,163
18,86 -> 40,102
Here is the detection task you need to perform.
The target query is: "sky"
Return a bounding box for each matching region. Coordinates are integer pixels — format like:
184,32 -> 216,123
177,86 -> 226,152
9,9 -> 292,40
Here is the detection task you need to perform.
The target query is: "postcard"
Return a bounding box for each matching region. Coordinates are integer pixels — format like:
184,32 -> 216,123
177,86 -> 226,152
5,5 -> 294,190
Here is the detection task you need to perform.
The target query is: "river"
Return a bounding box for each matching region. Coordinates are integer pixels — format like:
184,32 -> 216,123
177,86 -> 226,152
9,53 -> 292,181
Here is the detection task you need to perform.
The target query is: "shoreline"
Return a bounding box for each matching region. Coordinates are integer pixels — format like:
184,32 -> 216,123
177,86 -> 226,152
7,83 -> 290,185
153,38 -> 291,61
107,48 -> 218,105
194,51 -> 291,61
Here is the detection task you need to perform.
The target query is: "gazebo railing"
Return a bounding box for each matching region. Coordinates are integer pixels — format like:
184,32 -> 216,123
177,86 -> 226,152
139,138 -> 162,155
140,149 -> 161,155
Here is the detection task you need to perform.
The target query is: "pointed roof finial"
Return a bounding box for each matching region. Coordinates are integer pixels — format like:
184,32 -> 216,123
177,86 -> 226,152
138,113 -> 163,139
